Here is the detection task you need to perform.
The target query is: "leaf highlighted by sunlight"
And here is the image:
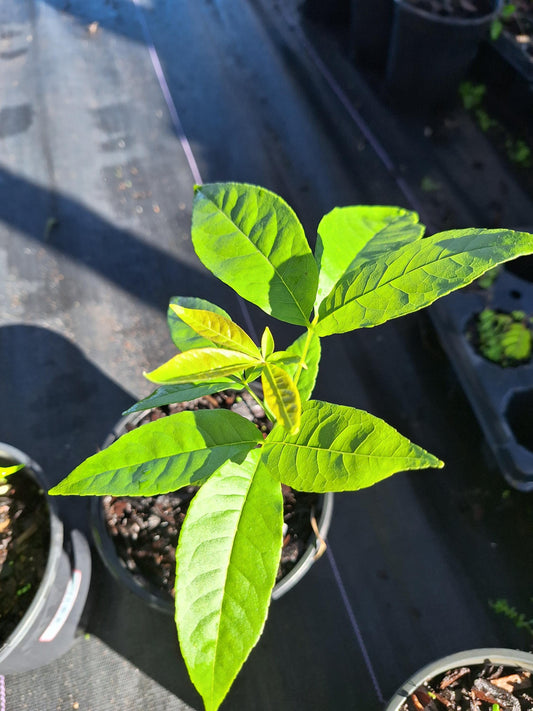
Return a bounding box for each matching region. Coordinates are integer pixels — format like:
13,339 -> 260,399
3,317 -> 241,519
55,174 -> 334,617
49,409 -> 263,496
170,304 -> 260,357
176,449 -> 283,711
192,183 -> 318,326
316,228 -> 533,335
145,348 -> 261,385
261,400 -> 442,492
261,363 -> 301,434
168,297 -> 231,352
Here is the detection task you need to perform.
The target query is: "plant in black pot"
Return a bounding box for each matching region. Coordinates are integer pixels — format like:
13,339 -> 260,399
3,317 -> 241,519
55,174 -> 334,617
0,443 -> 91,674
51,182 -> 533,711
386,0 -> 503,110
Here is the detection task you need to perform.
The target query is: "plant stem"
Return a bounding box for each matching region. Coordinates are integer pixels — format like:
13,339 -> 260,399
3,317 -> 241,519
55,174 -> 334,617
293,325 -> 315,386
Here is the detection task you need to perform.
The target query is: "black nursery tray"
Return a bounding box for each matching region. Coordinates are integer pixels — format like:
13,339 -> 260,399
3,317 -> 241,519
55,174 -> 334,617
431,268 -> 533,492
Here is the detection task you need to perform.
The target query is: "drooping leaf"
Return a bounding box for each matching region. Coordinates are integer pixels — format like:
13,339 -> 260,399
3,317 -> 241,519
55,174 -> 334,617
315,206 -> 424,306
284,330 -> 321,402
49,410 -> 263,496
316,228 -> 533,336
169,304 -> 260,358
176,449 -> 283,711
261,363 -> 301,434
145,348 -> 261,385
192,183 -> 318,326
168,297 -> 231,351
123,382 -> 242,415
261,327 -> 275,359
261,400 -> 442,492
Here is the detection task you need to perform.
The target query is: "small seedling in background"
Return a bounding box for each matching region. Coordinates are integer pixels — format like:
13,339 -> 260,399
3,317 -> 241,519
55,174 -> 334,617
491,2 -> 517,40
475,308 -> 532,365
477,265 -> 500,289
490,598 -> 533,638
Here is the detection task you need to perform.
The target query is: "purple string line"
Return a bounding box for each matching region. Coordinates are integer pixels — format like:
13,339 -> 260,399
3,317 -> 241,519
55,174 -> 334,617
130,0 -> 203,187
327,548 -> 385,704
0,674 -> 6,711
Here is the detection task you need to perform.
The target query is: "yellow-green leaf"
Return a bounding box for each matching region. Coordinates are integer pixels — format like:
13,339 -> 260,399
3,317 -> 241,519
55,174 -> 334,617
261,327 -> 275,359
261,363 -> 301,434
145,348 -> 261,385
170,304 -> 260,358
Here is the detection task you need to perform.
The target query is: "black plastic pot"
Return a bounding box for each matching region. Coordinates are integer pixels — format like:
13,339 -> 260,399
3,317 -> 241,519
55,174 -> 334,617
385,0 -> 503,110
385,648 -> 533,710
430,269 -> 533,492
350,0 -> 394,71
0,443 -> 91,674
91,409 -> 334,614
301,0 -> 351,25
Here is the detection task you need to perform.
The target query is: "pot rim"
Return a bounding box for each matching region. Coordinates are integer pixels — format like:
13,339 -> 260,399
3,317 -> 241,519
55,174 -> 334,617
0,443 -> 64,663
384,647 -> 533,710
92,407 -> 334,612
393,0 -> 503,27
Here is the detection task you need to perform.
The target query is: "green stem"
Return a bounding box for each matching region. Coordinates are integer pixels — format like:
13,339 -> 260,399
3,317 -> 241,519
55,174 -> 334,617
293,325 -> 315,386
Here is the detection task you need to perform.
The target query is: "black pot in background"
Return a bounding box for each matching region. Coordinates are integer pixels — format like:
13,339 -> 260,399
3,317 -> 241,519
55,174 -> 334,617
91,409 -> 335,614
350,0 -> 394,71
385,0 -> 503,111
301,0 -> 351,25
0,444 -> 91,674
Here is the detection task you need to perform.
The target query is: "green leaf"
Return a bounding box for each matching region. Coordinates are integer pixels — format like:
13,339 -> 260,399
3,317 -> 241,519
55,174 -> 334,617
123,382 -> 242,415
284,331 -> 321,401
315,206 -> 424,306
192,183 -> 318,326
0,463 -> 24,478
261,363 -> 301,434
49,410 -> 263,496
145,348 -> 261,385
261,327 -> 275,359
170,304 -> 260,358
316,228 -> 533,336
261,400 -> 442,492
168,297 -> 231,352
176,449 -> 283,711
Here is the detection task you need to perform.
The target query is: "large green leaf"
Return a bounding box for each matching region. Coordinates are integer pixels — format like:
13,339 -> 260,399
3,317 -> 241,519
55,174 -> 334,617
176,449 -> 283,711
192,183 -> 318,326
145,348 -> 261,385
316,228 -> 533,336
315,206 -> 424,306
168,297 -> 230,352
261,363 -> 301,434
0,463 -> 24,477
261,400 -> 442,492
123,382 -> 242,415
284,330 -> 321,401
49,410 -> 263,496
170,304 -> 260,358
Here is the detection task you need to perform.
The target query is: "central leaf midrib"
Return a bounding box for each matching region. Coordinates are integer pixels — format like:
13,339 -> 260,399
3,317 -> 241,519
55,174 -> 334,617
208,471 -> 256,705
104,439 -> 260,475
267,439 -> 426,461
210,199 -> 310,323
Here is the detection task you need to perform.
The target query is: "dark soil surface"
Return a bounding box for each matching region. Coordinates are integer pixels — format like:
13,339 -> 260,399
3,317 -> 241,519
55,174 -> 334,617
102,390 -> 321,601
0,470 -> 50,644
402,661 -> 533,709
405,0 -> 493,19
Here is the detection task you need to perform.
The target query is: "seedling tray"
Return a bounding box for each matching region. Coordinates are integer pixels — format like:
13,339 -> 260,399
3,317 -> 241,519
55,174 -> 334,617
431,268 -> 533,491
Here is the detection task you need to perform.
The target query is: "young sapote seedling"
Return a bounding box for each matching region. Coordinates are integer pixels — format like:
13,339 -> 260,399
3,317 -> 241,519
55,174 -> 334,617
50,182 -> 533,711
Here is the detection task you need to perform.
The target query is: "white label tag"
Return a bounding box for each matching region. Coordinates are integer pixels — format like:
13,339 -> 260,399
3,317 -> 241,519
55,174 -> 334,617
39,569 -> 83,643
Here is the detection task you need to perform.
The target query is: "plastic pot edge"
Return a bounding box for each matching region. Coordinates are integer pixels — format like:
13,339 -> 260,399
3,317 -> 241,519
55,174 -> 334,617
384,648 -> 533,710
